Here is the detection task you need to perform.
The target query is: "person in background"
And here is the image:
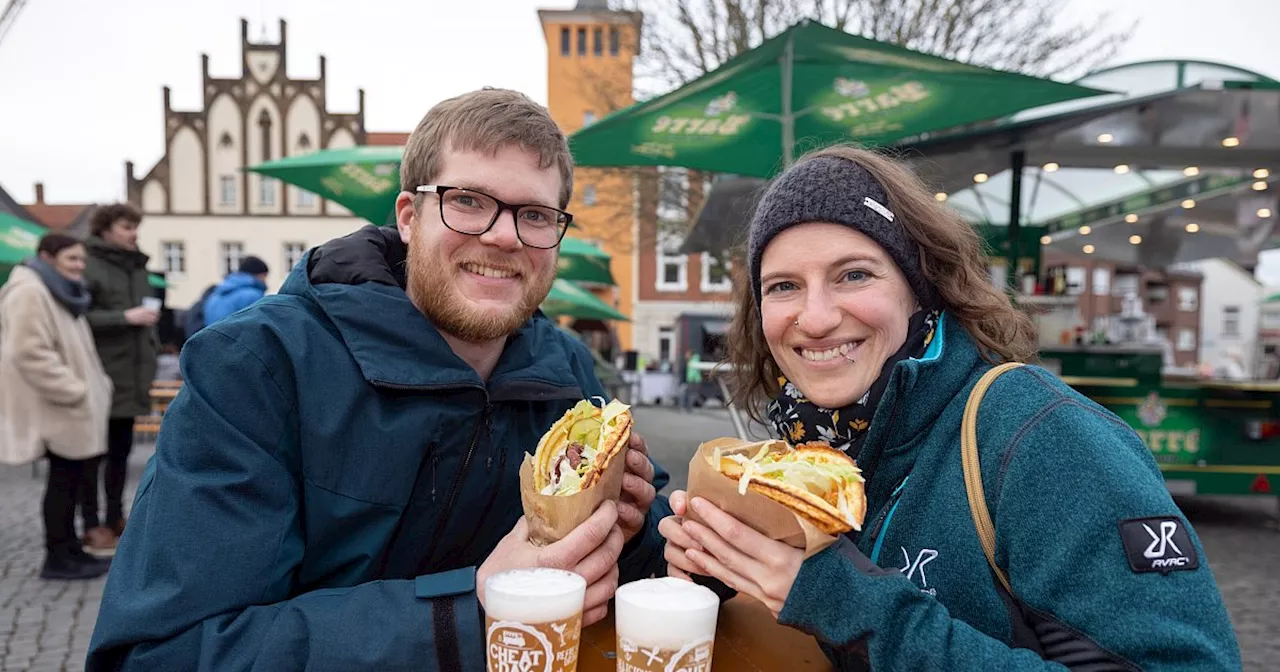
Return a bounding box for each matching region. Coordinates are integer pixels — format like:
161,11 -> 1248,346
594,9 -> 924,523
201,256 -> 270,326
81,203 -> 159,557
681,350 -> 702,412
0,234 -> 114,580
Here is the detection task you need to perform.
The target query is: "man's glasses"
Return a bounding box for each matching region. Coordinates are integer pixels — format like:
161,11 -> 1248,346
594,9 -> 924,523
415,185 -> 572,249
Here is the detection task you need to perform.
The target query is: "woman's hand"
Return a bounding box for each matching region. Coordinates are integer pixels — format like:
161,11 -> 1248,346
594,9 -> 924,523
657,490 -> 704,581
677,496 -> 804,618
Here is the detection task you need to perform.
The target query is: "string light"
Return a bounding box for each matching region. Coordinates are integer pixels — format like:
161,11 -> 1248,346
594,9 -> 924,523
1183,167 -> 1199,177
1083,244 -> 1095,254
1040,235 -> 1052,245
1114,164 -> 1130,174
1182,199 -> 1196,209
1255,169 -> 1270,179
973,173 -> 989,184
1043,162 -> 1060,172
1185,223 -> 1200,233
1125,214 -> 1139,223
1079,226 -> 1092,235
1097,133 -> 1114,144
1222,136 -> 1241,147
934,192 -> 947,202
1260,208 -> 1274,219
1129,235 -> 1142,245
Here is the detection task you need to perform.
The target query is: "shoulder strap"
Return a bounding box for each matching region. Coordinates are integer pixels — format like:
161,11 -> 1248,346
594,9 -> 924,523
962,361 -> 1024,595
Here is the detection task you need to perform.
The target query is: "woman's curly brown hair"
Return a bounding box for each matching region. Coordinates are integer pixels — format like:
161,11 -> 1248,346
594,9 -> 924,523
726,144 -> 1038,424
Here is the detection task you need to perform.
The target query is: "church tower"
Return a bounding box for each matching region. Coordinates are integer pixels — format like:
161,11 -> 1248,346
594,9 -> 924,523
538,0 -> 642,351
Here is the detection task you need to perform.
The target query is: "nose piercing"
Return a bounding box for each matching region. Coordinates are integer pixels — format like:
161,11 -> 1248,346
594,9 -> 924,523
793,319 -> 800,326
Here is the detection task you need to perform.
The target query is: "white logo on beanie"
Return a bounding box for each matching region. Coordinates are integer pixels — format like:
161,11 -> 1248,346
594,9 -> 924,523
863,197 -> 894,222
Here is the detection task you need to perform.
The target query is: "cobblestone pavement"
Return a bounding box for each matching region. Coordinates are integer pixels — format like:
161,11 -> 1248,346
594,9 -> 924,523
2,408 -> 1277,670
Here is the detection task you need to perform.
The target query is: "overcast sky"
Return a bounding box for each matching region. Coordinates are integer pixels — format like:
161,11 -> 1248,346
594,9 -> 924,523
2,0 -> 1278,275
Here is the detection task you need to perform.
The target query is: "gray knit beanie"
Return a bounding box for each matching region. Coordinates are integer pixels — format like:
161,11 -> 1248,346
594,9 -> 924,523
746,155 -> 936,309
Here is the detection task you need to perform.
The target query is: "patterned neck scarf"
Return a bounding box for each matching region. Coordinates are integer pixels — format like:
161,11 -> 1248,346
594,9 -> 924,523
767,309 -> 941,455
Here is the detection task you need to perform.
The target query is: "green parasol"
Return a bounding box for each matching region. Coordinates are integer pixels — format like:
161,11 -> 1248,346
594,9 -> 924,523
557,237 -> 616,286
541,278 -> 628,321
569,20 -> 1106,177
247,146 -> 404,225
0,212 -> 45,283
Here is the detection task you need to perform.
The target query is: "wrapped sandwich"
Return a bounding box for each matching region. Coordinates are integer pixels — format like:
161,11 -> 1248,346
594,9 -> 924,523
519,398 -> 633,545
686,437 -> 866,556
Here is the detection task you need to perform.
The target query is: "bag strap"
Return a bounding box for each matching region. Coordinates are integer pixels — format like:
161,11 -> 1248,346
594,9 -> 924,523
961,361 -> 1024,595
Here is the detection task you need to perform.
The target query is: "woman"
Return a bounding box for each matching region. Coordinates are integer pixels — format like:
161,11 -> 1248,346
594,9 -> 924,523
659,146 -> 1241,670
0,234 -> 114,580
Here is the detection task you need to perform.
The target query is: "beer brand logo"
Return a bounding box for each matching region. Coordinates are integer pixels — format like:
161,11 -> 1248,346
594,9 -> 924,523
617,637 -> 713,672
666,638 -> 713,672
487,621 -> 553,672
704,92 -> 738,116
1138,392 -> 1167,428
834,77 -> 871,99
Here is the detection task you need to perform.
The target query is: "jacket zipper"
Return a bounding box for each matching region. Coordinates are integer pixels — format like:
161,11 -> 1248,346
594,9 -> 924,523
423,401 -> 494,571
461,412 -> 506,561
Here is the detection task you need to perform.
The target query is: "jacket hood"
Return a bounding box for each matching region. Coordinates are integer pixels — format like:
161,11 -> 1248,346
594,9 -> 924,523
278,225 -> 581,393
85,236 -> 150,269
213,272 -> 267,298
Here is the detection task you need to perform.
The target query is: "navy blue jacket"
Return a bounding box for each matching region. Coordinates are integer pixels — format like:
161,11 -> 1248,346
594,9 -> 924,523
87,226 -> 671,671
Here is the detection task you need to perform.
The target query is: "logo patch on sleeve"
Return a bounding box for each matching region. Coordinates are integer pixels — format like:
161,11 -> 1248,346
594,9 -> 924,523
1118,517 -> 1199,574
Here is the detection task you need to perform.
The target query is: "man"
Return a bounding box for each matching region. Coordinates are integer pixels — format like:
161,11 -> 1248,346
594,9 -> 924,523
80,203 -> 159,557
88,88 -> 672,671
201,255 -> 270,326
681,350 -> 702,412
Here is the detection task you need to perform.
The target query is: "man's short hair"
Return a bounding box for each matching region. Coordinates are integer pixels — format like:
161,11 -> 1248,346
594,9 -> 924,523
400,88 -> 574,209
90,202 -> 143,236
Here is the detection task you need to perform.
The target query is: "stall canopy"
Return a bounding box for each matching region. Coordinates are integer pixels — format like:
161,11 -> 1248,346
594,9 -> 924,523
248,146 -> 403,226
568,19 -> 1105,178
541,278 -> 628,321
557,237 -> 617,286
0,210 -> 44,281
902,60 -> 1279,271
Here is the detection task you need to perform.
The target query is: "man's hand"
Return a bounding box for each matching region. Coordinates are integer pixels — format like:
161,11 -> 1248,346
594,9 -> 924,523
618,431 -> 656,544
124,307 -> 160,327
477,500 -> 624,626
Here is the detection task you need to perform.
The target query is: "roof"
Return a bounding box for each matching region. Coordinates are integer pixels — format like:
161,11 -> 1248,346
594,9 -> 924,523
0,183 -> 36,222
364,132 -> 409,146
25,203 -> 92,233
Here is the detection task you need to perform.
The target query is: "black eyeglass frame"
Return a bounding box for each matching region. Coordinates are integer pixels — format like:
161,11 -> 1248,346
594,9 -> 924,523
415,185 -> 573,249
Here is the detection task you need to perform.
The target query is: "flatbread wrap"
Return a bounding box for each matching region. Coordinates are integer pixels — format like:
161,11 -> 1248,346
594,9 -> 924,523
532,398 -> 633,496
711,440 -> 866,534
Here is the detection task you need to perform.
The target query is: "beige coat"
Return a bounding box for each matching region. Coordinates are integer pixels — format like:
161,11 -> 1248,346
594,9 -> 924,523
0,265 -> 113,463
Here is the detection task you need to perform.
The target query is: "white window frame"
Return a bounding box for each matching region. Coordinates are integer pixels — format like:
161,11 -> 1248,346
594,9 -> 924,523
1178,286 -> 1199,312
1177,328 -> 1197,352
582,185 -> 597,206
259,177 -> 277,207
656,229 -> 688,292
1065,267 -> 1086,296
658,326 -> 674,365
700,252 -> 732,293
1222,306 -> 1241,337
296,189 -> 316,208
220,241 -> 245,276
283,241 -> 306,273
1091,267 -> 1111,296
1263,310 -> 1280,331
160,241 -> 185,276
219,175 -> 236,206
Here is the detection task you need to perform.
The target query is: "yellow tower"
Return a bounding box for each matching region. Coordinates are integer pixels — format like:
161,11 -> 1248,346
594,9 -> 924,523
538,0 -> 642,352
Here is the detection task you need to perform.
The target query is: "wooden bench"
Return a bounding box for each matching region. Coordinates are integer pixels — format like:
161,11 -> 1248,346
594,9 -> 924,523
134,381 -> 183,440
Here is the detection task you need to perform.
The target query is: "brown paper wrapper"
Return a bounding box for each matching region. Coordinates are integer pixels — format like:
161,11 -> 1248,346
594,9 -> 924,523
519,444 -> 628,547
685,437 -> 838,559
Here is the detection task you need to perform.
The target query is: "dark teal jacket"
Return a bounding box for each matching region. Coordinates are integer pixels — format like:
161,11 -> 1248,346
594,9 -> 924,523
779,314 -> 1240,671
87,226 -> 672,671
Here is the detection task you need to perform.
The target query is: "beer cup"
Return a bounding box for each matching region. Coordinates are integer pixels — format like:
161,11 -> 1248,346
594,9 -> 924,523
484,568 -> 587,672
615,578 -> 720,672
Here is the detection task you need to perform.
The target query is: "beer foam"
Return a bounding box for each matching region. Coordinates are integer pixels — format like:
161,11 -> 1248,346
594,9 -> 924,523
484,568 -> 586,623
615,578 -> 720,649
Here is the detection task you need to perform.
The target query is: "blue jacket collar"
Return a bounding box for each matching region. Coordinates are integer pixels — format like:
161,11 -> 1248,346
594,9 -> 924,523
278,226 -> 582,395
855,313 -> 984,503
